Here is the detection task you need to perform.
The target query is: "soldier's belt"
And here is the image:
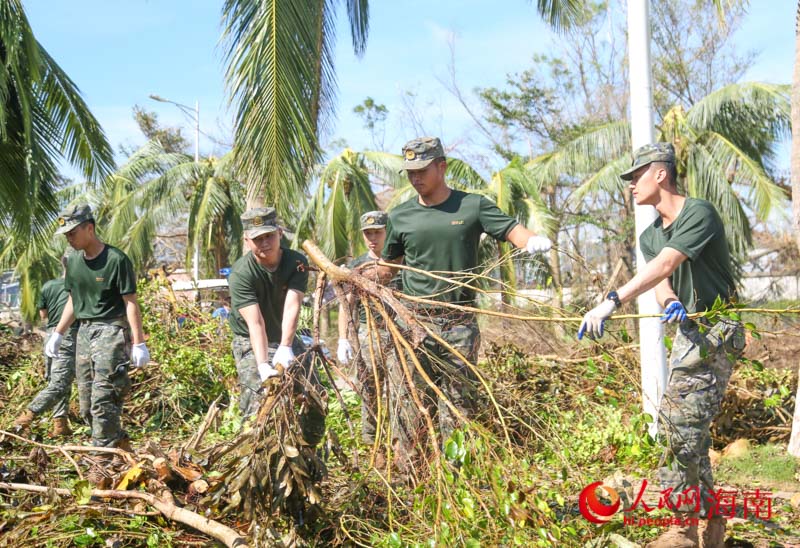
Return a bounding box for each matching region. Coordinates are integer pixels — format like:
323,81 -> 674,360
79,317 -> 129,329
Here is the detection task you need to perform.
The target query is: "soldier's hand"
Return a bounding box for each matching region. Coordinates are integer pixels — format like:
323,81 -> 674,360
337,339 -> 353,364
45,332 -> 63,358
526,235 -> 551,254
661,301 -> 687,323
272,345 -> 295,369
131,343 -> 150,368
258,362 -> 280,381
577,299 -> 617,340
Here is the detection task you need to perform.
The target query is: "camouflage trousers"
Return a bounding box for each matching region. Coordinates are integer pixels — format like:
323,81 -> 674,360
354,323 -> 391,445
231,335 -> 327,447
28,325 -> 79,418
657,318 -> 745,514
76,319 -> 132,447
389,313 -> 480,468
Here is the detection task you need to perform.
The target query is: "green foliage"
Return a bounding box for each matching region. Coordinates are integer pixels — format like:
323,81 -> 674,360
136,280 -> 236,431
716,443 -> 799,490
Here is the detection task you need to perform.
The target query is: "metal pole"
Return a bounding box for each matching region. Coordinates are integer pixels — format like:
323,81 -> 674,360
192,100 -> 200,283
627,0 -> 667,437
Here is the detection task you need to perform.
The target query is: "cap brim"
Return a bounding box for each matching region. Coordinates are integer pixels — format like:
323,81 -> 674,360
361,223 -> 386,230
55,221 -> 82,235
619,162 -> 650,181
244,226 -> 279,239
399,158 -> 436,173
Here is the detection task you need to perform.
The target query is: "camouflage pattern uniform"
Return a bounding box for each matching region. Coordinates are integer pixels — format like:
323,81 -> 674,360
28,324 -> 79,417
659,318 -> 745,514
621,144 -> 744,520
228,208 -> 327,446
75,319 -> 132,447
388,310 -> 479,465
57,204 -> 138,448
383,137 -> 519,468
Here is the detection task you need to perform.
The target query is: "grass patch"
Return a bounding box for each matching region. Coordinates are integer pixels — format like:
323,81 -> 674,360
716,443 -> 800,492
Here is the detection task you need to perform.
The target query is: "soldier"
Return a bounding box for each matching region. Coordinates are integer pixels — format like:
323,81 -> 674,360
380,137 -> 551,469
337,211 -> 397,451
577,143 -> 744,548
12,255 -> 78,437
45,204 -> 149,457
227,208 -> 326,446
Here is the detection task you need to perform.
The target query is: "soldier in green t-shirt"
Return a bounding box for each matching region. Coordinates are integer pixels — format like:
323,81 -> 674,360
576,143 -> 745,547
45,205 -> 150,465
227,208 -> 325,446
336,211 -> 398,452
12,255 -> 79,437
380,137 -> 552,470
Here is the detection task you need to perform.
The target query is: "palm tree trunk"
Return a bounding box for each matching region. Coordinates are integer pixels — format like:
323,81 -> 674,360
787,0 -> 800,458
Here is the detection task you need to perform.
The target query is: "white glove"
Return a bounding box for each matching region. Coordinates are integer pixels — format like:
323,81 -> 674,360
272,345 -> 296,369
131,343 -> 150,368
45,332 -> 63,358
577,299 -> 617,340
337,339 -> 353,364
258,362 -> 280,381
526,235 -> 551,254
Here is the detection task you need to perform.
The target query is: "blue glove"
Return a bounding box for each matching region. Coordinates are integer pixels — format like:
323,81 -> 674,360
661,301 -> 687,323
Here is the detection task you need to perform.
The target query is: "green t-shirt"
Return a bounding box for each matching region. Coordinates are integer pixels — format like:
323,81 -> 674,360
37,278 -> 69,329
382,189 -> 518,305
347,252 -> 401,324
64,245 -> 137,320
639,198 -> 737,313
228,248 -> 309,340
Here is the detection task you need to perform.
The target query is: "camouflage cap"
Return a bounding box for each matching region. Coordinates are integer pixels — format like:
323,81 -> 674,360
55,204 -> 94,235
620,143 -> 676,181
241,207 -> 280,239
400,136 -> 444,171
359,210 -> 387,230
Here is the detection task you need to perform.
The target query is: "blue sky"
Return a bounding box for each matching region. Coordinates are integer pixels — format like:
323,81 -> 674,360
24,0 -> 795,177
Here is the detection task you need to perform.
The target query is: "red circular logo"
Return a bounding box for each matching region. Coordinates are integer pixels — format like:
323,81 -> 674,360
579,481 -> 620,524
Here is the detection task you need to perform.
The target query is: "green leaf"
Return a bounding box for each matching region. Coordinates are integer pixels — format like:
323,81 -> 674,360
72,480 -> 92,505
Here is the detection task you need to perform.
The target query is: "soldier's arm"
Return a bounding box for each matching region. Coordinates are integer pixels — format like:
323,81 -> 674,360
281,289 -> 304,346
505,224 -> 537,248
615,248 -> 688,305
239,304 -> 269,364
53,296 -> 76,335
122,294 -> 146,345
337,293 -> 356,340
654,278 -> 681,309
377,256 -> 402,285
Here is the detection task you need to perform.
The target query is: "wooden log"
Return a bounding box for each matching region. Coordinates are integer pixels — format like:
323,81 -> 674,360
0,482 -> 248,548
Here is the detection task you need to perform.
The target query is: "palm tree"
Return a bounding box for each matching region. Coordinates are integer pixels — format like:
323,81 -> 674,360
569,82 -> 789,259
0,0 -> 113,237
221,0 -> 370,216
96,141 -> 245,276
220,0 -> 589,217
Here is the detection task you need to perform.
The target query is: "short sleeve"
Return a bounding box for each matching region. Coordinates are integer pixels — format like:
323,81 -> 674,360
64,257 -> 74,293
639,227 -> 657,262
116,254 -> 137,295
477,196 -> 519,241
230,267 -> 258,311
382,216 -> 404,260
287,254 -> 309,293
666,203 -> 720,261
36,286 -> 47,310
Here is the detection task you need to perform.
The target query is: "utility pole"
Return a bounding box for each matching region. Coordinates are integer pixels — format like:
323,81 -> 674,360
627,0 -> 667,436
